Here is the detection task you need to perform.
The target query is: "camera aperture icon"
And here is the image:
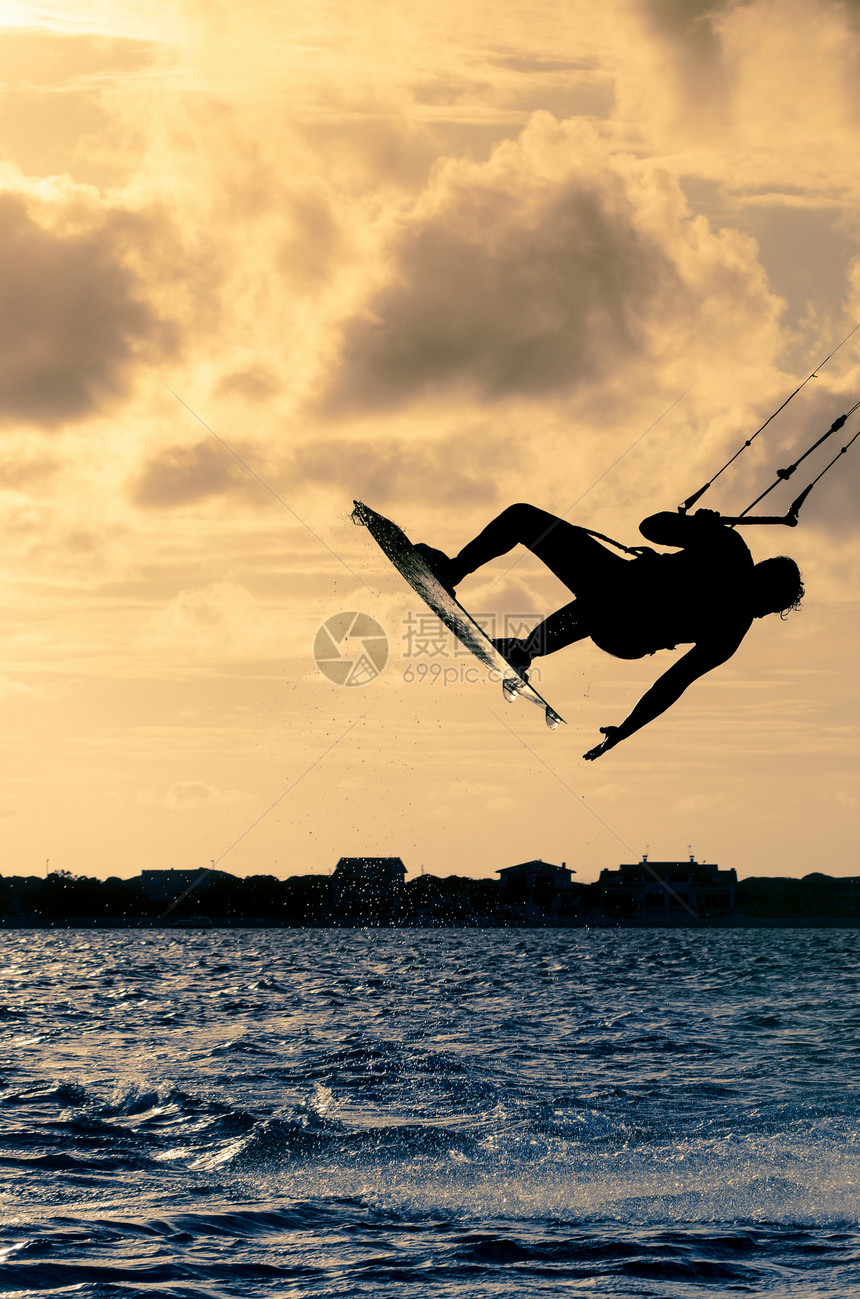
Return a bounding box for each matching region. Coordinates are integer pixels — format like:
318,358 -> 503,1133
314,611 -> 389,687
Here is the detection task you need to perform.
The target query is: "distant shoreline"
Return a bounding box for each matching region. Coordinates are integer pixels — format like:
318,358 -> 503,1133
5,865 -> 859,929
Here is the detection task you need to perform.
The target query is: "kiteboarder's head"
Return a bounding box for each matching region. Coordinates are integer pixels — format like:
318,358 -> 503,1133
751,556 -> 804,618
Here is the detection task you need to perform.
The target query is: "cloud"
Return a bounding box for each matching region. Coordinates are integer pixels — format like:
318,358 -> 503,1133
143,579 -> 295,662
296,117 -> 440,193
0,190 -> 173,428
634,0 -> 732,101
672,791 -> 730,814
0,452 -> 59,488
608,0 -> 860,218
148,580 -> 257,643
130,439 -> 257,508
132,416 -> 522,514
616,1 -> 769,144
215,365 -> 280,402
290,427 -> 516,507
139,781 -> 255,811
317,114 -> 781,415
490,55 -> 599,74
0,30 -> 167,90
0,678 -> 31,702
0,30 -> 169,182
412,76 -> 493,107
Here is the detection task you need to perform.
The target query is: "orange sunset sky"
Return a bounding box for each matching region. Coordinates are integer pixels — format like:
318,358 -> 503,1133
2,0 -> 860,884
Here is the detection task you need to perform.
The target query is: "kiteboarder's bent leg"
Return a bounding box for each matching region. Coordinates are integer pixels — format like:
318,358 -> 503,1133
525,601 -> 589,657
494,601 -> 588,671
448,503 -> 623,592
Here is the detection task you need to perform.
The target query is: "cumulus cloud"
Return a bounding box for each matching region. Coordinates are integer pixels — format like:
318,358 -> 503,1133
148,580 -> 258,641
317,114 -> 782,415
0,28 -> 170,183
633,0 -> 733,118
605,0 -> 860,218
143,579 -> 293,662
0,191 -> 172,428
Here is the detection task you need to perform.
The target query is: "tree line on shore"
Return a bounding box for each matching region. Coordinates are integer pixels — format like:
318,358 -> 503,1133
1,867 -> 860,926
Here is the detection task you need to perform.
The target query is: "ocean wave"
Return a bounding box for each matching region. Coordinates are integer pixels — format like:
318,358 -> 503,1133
5,929 -> 860,1296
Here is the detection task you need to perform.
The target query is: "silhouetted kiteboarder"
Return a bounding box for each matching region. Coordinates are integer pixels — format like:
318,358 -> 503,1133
416,505 -> 803,760
355,334 -> 860,759
410,336 -> 860,759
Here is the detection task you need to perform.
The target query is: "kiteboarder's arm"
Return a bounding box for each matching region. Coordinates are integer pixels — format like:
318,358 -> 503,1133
582,635 -> 742,760
638,509 -> 749,556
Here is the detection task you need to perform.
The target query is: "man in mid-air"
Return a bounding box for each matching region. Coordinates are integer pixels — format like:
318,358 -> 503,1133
417,504 -> 803,760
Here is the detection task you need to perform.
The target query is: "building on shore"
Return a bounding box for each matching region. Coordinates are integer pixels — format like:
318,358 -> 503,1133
496,859 -> 574,890
331,856 -> 406,922
598,854 -> 736,920
495,859 -> 578,922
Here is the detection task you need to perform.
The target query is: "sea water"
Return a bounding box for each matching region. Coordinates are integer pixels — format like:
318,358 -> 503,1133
2,927 -> 860,1297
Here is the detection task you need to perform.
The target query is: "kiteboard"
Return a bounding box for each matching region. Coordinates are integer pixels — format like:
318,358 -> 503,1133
351,500 -> 564,729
